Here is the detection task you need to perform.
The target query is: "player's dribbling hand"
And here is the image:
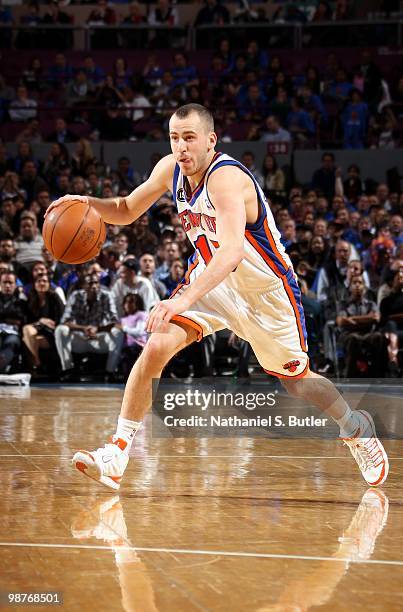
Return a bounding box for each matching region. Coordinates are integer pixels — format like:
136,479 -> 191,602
44,194 -> 89,218
147,296 -> 191,334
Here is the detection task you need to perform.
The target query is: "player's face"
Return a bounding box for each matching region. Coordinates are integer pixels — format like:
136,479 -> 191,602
169,113 -> 216,177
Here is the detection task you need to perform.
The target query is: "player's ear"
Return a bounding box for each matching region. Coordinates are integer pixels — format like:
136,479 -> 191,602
208,131 -> 217,150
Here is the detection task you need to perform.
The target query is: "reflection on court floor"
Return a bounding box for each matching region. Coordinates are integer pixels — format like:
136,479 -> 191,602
0,387 -> 402,611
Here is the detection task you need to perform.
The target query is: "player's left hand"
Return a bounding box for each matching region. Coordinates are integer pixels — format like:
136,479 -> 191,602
147,296 -> 191,334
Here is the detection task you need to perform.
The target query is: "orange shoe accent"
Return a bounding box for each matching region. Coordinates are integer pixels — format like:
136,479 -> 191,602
76,461 -> 88,473
108,436 -> 127,451
109,475 -> 122,483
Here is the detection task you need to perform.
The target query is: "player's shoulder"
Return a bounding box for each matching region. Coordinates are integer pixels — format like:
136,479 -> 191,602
207,156 -> 248,191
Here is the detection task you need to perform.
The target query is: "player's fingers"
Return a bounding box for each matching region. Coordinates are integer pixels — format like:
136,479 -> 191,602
44,195 -> 70,218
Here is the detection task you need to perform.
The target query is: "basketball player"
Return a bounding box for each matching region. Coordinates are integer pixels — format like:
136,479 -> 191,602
46,104 -> 388,489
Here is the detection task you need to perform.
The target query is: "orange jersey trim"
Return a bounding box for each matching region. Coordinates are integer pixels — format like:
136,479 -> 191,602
170,256 -> 199,299
170,314 -> 203,342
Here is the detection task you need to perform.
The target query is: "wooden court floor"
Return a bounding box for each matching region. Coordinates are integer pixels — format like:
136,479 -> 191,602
0,386 -> 402,611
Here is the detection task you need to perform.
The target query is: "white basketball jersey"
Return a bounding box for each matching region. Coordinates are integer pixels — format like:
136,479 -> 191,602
173,152 -> 293,292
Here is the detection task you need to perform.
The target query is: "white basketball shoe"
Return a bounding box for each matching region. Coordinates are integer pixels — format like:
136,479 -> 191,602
342,410 -> 389,487
72,436 -> 129,490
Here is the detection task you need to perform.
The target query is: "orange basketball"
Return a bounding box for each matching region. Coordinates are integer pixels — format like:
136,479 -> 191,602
42,200 -> 106,264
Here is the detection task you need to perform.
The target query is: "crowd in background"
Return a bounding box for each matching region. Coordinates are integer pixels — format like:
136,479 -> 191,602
0,0 -> 402,380
0,135 -> 402,380
1,25 -> 403,147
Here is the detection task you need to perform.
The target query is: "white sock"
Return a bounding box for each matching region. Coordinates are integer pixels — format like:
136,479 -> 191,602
334,406 -> 361,437
115,416 -> 142,452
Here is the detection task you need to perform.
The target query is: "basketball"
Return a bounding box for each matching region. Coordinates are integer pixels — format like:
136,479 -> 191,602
42,200 -> 106,264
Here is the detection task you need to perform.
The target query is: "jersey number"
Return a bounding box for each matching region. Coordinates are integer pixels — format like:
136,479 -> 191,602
194,234 -> 219,265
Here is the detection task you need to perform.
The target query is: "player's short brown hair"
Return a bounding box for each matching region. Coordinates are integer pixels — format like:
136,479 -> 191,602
172,104 -> 214,133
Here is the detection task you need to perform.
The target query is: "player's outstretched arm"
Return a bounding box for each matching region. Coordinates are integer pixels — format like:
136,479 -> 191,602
45,154 -> 176,226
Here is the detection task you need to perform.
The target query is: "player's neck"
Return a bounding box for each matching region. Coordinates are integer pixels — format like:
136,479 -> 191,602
186,150 -> 216,190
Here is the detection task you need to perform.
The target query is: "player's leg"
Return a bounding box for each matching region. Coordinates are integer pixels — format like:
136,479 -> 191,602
238,280 -> 389,486
72,321 -> 198,490
280,369 -> 389,486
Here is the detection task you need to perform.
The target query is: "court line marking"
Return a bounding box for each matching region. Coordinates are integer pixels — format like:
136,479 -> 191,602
1,455 -> 403,460
0,542 -> 402,566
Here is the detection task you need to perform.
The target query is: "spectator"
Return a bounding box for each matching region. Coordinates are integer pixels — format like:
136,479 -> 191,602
31,189 -> 51,231
0,271 -> 26,373
42,0 -> 72,49
333,0 -> 355,20
155,241 -> 181,282
100,103 -> 133,141
326,67 -> 353,103
114,157 -> 141,193
71,139 -> 95,176
13,141 -> 35,174
162,258 -> 186,295
87,0 -> 117,49
139,253 -> 167,299
311,152 -> 337,201
95,75 -> 125,112
262,154 -> 285,193
316,239 -> 352,302
342,89 -> 368,149
64,70 -> 94,107
15,119 -> 43,145
287,96 -> 316,146
268,89 -> 292,126
55,273 -> 123,382
47,53 -> 73,89
281,219 -> 297,250
113,58 -> 132,91
81,55 -> 105,86
238,83 -> 267,122
148,0 -> 178,26
130,215 -> 159,257
46,117 -> 78,144
171,53 -> 198,88
14,211 -> 44,277
336,275 -> 385,377
121,86 -> 151,122
123,2 -> 145,25
118,293 -> 148,379
17,2 -> 42,49
341,164 -> 363,205
0,238 -> 22,280
194,0 -> 230,26
380,268 -> 403,374
22,273 -> 64,373
311,1 -> 332,21
20,161 -> 48,205
43,143 -> 70,185
260,115 -> 291,144
111,258 -> 157,316
357,50 -> 382,108
241,151 -> 264,189
9,85 -> 37,122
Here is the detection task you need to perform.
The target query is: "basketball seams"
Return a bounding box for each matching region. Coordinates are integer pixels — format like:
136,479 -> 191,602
59,203 -> 91,262
69,215 -> 105,265
45,201 -> 77,255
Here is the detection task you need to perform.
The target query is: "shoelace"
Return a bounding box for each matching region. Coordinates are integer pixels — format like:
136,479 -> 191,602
344,437 -> 383,471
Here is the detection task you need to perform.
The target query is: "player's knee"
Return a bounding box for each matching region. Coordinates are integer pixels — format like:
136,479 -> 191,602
281,377 -> 304,398
142,334 -> 180,369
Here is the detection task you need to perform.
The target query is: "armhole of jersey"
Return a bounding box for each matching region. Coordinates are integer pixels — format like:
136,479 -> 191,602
172,164 -> 180,204
205,160 -> 267,231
